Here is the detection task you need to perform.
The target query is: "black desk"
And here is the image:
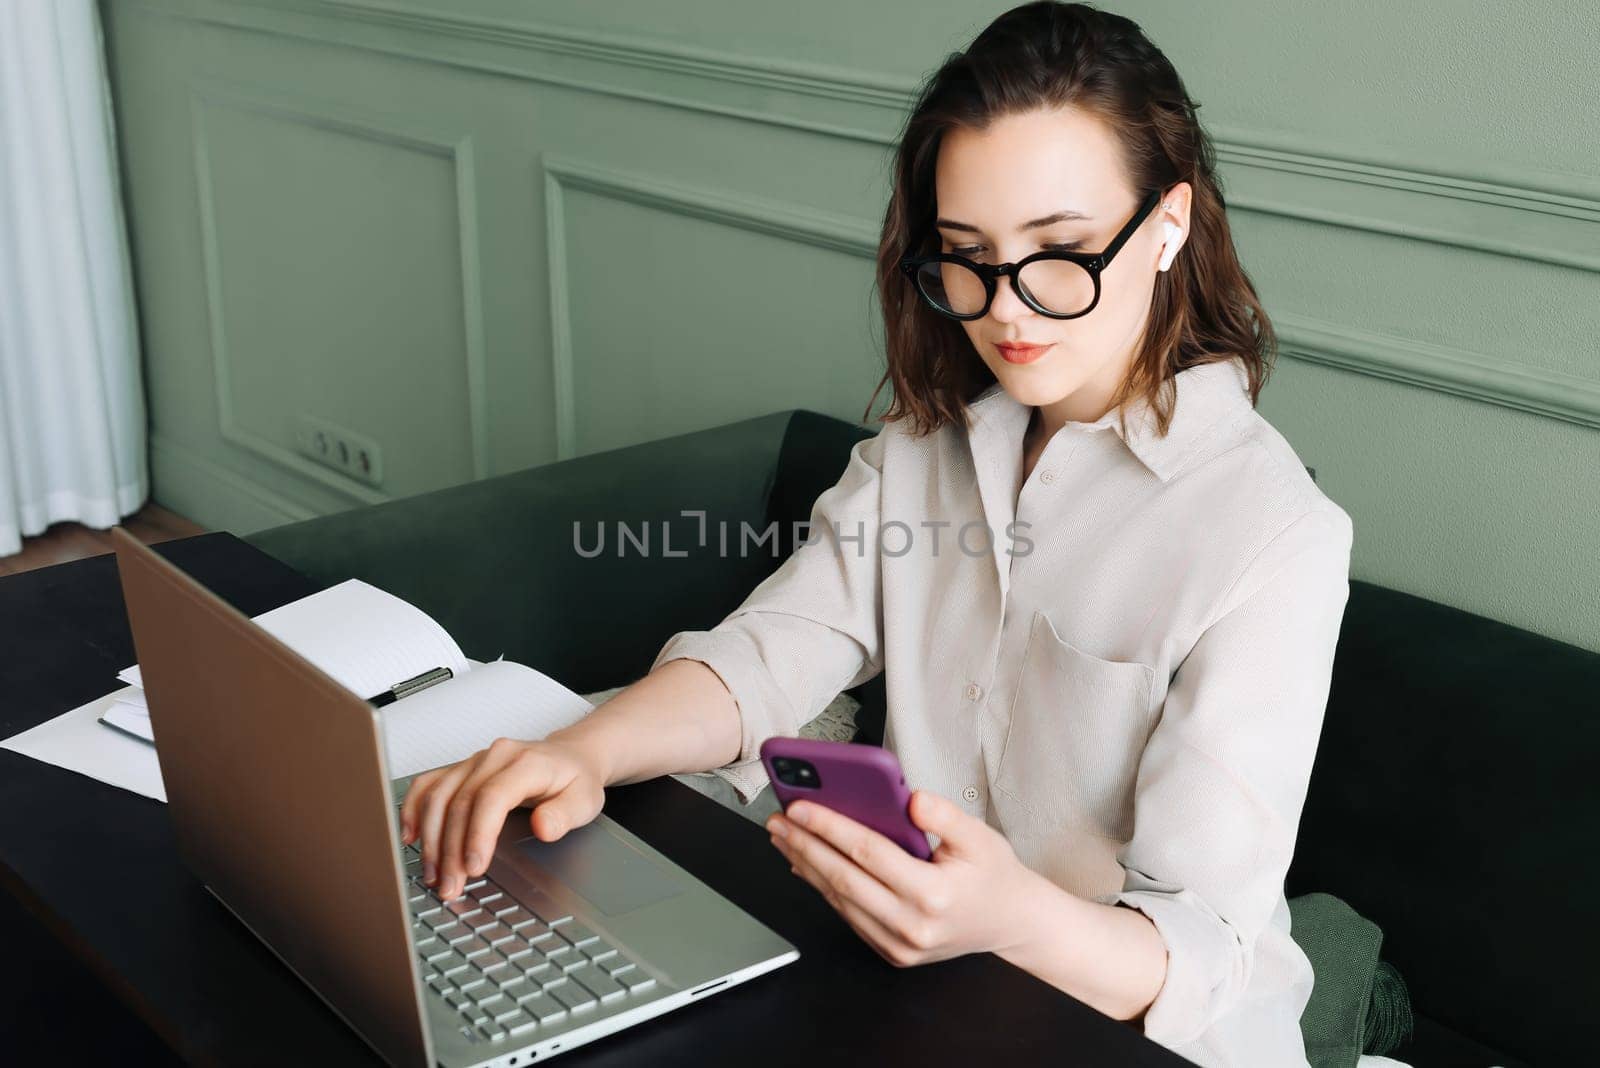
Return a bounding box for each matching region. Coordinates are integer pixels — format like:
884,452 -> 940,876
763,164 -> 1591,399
0,532 -> 1191,1066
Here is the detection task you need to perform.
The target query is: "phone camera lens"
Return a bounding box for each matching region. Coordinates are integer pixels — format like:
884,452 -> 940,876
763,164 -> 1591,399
774,758 -> 820,789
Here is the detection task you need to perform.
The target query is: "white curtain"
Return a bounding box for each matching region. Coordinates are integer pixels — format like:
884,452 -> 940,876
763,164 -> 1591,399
0,0 -> 148,557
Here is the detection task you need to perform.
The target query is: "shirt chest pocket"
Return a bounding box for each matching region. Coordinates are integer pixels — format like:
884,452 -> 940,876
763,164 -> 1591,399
994,610 -> 1157,843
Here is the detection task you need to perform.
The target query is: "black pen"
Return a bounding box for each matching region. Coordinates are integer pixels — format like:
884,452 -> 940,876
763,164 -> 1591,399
367,666 -> 453,707
98,713 -> 156,748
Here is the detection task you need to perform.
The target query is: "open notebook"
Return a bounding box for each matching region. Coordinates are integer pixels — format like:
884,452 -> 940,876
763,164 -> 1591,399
104,578 -> 595,779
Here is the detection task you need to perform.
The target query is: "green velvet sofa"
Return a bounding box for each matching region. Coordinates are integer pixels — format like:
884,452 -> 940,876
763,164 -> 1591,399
244,408 -> 1592,1068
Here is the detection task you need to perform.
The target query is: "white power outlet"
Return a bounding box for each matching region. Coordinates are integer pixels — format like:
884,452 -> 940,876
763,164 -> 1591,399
294,414 -> 384,488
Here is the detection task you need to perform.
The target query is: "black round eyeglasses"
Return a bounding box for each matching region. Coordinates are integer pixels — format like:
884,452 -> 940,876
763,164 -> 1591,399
898,188 -> 1163,321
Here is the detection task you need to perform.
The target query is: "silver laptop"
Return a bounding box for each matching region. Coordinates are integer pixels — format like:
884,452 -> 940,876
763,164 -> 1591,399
111,527 -> 798,1067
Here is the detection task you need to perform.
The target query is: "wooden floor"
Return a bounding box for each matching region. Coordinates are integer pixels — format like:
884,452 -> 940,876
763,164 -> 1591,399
0,503 -> 206,576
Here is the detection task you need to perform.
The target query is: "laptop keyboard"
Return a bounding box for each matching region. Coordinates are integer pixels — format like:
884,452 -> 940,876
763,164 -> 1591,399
401,841 -> 658,1045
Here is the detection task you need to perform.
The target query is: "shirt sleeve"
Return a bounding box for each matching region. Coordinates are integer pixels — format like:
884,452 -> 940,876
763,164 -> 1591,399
1094,503 -> 1355,1046
650,423 -> 890,797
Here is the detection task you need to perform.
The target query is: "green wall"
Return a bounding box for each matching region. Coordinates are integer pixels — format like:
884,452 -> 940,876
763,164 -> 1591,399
101,0 -> 1600,650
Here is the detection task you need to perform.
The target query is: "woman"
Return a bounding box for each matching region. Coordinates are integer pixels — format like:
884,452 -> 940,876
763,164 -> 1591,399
401,3 -> 1354,1065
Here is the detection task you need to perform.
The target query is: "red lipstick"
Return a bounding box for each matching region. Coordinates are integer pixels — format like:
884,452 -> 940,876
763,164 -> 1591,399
995,341 -> 1054,365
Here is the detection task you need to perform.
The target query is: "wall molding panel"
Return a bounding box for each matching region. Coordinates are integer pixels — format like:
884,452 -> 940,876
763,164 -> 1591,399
540,154 -> 880,459
151,2 -> 1600,275
1212,125 -> 1600,273
157,0 -> 909,145
538,152 -> 1598,434
140,2 -> 1598,442
1274,313 -> 1600,430
321,0 -> 913,110
188,78 -> 491,504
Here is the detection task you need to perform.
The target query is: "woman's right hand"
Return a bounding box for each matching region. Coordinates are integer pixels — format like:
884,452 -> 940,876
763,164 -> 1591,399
398,733 -> 609,901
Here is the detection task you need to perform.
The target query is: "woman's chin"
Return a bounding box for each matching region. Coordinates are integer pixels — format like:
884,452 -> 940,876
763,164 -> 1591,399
991,363 -> 1076,405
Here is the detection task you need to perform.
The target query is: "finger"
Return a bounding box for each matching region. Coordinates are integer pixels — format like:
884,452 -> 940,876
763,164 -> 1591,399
777,836 -> 832,902
830,881 -> 922,967
399,767 -> 442,843
437,742 -> 523,898
775,828 -> 934,952
770,820 -> 914,934
783,801 -> 938,903
462,750 -> 566,870
526,787 -> 584,843
779,838 -> 916,966
416,761 -> 473,886
908,789 -> 977,858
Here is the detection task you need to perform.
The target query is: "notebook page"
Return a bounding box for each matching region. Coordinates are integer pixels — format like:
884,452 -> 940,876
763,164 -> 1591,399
117,578 -> 471,700
379,659 -> 595,778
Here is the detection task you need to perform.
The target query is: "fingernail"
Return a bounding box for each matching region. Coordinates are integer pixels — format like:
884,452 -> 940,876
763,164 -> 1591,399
789,805 -> 809,826
767,818 -> 787,838
422,860 -> 436,884
465,851 -> 483,874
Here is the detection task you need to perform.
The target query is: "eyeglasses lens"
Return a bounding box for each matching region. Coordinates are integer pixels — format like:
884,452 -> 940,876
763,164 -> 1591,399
915,258 -> 1095,317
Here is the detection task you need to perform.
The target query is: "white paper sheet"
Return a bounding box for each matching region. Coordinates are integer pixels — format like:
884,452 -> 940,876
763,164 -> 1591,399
1,685 -> 167,802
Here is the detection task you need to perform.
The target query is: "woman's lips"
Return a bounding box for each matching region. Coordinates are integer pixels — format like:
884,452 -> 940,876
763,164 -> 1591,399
996,341 -> 1054,365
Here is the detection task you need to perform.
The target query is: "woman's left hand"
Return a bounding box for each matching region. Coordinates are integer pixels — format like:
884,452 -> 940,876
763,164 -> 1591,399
766,788 -> 1039,966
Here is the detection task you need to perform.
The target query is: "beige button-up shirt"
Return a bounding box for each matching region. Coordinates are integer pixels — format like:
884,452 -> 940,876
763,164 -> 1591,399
651,358 -> 1354,1067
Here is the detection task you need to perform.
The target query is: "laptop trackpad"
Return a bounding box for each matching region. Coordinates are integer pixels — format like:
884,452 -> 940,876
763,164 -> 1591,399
510,823 -> 684,917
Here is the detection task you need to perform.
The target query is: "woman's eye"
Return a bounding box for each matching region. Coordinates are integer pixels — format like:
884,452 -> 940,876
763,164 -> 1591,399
1043,242 -> 1085,252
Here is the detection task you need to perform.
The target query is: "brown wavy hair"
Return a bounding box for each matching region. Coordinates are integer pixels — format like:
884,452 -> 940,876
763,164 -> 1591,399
864,0 -> 1275,438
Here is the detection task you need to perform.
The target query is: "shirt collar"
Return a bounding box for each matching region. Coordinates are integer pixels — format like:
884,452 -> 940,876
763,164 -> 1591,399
966,359 -> 1254,483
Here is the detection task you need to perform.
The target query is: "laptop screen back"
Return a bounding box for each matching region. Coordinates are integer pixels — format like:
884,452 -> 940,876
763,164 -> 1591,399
112,528 -> 432,1067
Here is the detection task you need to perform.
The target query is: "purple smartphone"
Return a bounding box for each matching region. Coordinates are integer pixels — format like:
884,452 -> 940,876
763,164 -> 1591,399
759,736 -> 933,860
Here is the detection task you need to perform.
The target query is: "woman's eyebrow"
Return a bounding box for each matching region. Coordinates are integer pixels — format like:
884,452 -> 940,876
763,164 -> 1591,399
935,208 -> 1095,234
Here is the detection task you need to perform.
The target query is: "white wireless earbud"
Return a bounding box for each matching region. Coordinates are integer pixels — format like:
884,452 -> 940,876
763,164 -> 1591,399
1158,220 -> 1183,272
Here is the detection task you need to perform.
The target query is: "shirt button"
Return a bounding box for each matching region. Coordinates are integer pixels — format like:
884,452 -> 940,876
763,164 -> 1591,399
964,682 -> 982,701
961,785 -> 979,803
1039,469 -> 1057,484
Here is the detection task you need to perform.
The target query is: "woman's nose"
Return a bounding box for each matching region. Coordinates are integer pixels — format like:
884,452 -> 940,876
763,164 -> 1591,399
988,269 -> 1033,322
